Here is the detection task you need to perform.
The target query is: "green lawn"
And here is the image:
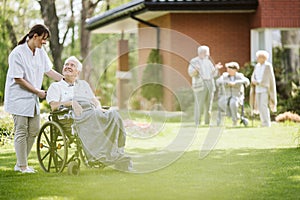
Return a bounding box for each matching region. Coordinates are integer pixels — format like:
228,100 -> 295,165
1,119 -> 300,200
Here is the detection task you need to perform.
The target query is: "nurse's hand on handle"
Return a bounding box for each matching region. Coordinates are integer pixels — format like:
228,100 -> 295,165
36,89 -> 47,99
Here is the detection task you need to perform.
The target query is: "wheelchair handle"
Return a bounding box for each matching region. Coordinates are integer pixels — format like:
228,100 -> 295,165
63,110 -> 74,120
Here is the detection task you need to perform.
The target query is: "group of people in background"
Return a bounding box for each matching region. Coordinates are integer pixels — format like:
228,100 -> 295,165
188,46 -> 277,127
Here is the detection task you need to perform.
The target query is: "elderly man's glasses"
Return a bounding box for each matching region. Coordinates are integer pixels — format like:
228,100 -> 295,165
64,63 -> 76,68
228,66 -> 237,69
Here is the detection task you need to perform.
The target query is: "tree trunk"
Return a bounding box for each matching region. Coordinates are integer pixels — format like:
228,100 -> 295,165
80,0 -> 102,81
5,19 -> 17,49
39,0 -> 63,73
80,1 -> 92,60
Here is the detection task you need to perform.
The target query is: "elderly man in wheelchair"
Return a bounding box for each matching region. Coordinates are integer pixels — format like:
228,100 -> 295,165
37,56 -> 132,175
216,62 -> 250,127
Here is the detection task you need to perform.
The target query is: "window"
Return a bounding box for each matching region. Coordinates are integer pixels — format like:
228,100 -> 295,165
273,29 -> 300,83
251,28 -> 300,84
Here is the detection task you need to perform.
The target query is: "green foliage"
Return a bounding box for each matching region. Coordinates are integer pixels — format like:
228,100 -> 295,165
174,88 -> 194,112
0,17 -> 11,103
239,62 -> 255,105
272,46 -> 292,99
272,46 -> 300,114
285,89 -> 300,115
128,91 -> 142,110
96,68 -> 116,107
40,100 -> 51,113
0,0 -> 41,104
0,117 -> 13,145
141,49 -> 163,102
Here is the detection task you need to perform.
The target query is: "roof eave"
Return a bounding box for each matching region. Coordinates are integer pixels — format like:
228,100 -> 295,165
86,0 -> 258,31
86,0 -> 146,30
145,1 -> 258,11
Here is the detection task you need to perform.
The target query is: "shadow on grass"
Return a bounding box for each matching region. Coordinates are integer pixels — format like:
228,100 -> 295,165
0,147 -> 300,200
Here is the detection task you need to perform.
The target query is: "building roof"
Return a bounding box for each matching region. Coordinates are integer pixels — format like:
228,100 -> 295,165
86,0 -> 258,32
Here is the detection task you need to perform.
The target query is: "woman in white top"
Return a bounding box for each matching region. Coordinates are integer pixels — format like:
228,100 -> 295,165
4,24 -> 63,173
250,50 -> 277,127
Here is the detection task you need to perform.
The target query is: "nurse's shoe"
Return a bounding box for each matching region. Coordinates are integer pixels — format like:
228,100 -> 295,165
21,167 -> 36,173
14,165 -> 36,173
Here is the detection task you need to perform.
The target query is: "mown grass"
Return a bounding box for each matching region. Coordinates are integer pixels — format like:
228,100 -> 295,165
1,119 -> 300,200
0,148 -> 300,200
1,105 -> 300,199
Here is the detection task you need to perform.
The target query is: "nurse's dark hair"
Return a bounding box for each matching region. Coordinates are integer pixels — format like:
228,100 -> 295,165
18,24 -> 51,45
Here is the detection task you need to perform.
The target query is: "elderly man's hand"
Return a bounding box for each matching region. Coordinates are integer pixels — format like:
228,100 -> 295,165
228,82 -> 236,87
215,62 -> 223,69
72,101 -> 83,117
252,80 -> 258,86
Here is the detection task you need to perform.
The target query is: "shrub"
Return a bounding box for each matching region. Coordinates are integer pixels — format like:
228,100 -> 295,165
0,116 -> 14,145
40,100 -> 51,113
275,111 -> 300,123
141,49 -> 163,102
283,85 -> 300,115
174,88 -> 194,112
239,62 -> 255,104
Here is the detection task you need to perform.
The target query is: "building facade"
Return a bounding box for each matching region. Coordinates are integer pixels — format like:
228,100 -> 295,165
86,0 -> 300,110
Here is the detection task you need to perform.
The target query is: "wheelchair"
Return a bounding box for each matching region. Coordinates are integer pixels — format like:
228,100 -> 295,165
36,107 -> 106,175
216,84 -> 249,127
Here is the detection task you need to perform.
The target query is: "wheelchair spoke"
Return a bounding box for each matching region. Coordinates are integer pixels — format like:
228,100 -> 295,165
47,152 -> 53,172
41,150 -> 50,162
41,144 -> 50,149
53,150 -> 64,162
53,153 -> 60,172
42,130 -> 51,145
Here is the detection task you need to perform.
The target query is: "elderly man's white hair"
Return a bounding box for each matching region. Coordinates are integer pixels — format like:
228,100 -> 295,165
64,56 -> 82,71
198,45 -> 210,56
256,50 -> 269,60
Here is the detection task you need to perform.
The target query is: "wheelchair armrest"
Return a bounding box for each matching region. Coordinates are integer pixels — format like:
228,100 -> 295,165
50,106 -> 72,115
49,106 -> 73,121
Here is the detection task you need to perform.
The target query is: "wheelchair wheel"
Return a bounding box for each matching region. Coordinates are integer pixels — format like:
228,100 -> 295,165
68,161 -> 80,175
37,121 -> 68,173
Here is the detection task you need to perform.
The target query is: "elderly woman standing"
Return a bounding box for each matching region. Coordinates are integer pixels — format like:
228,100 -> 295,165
250,50 -> 277,127
216,62 -> 249,126
188,45 -> 222,126
46,56 -> 132,171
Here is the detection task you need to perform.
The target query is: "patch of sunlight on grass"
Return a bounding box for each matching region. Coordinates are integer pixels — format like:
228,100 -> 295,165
288,175 -> 300,182
34,196 -> 75,200
0,166 -> 13,171
126,122 -> 183,151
